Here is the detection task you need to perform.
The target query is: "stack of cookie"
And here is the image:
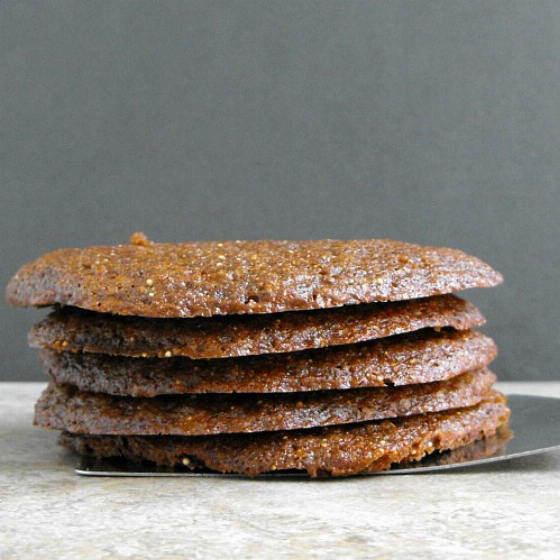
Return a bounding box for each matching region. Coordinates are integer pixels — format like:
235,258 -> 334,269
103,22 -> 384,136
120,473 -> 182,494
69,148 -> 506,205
6,235 -> 510,477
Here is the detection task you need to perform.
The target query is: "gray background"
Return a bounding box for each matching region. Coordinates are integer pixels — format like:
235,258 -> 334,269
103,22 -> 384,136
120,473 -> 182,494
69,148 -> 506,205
1,1 -> 558,381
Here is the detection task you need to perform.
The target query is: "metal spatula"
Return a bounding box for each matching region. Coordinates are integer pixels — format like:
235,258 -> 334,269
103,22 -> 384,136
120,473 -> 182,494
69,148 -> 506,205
75,394 -> 560,477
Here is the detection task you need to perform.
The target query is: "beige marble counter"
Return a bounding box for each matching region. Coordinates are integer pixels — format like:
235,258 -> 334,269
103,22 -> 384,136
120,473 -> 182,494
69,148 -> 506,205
1,382 -> 559,559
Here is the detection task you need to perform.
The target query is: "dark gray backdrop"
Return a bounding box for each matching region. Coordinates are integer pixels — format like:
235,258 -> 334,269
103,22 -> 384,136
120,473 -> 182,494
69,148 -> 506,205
1,1 -> 559,381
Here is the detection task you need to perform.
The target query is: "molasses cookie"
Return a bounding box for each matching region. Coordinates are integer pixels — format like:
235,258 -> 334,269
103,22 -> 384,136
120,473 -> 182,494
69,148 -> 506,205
7,237 -> 503,317
40,329 -> 497,395
29,294 -> 485,358
35,369 -> 496,436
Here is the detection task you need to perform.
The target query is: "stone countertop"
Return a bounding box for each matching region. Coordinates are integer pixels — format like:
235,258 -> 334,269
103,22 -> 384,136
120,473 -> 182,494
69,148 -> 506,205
1,382 -> 559,559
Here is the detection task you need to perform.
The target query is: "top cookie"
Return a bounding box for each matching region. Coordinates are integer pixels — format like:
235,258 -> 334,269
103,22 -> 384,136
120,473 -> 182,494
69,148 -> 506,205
6,236 -> 503,318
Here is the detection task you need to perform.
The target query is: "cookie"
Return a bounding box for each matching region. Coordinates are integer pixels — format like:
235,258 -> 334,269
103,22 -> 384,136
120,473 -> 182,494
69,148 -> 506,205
41,329 -> 497,395
7,237 -> 503,317
34,369 -> 496,436
58,391 -> 510,477
29,294 -> 485,359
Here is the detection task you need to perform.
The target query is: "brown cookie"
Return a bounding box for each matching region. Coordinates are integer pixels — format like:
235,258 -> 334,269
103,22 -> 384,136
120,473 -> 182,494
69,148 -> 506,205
34,369 -> 496,436
29,294 -> 485,359
41,329 -> 497,395
58,391 -> 510,477
7,237 -> 503,318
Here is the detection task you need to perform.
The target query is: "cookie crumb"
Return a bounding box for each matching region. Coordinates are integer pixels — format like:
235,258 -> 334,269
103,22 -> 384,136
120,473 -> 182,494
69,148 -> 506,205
130,232 -> 151,247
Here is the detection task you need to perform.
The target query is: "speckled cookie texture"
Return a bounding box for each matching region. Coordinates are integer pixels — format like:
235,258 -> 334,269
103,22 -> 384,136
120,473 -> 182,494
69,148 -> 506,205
29,294 -> 485,359
59,391 -> 510,477
7,236 -> 507,476
34,369 -> 496,436
6,237 -> 503,317
41,329 -> 497,395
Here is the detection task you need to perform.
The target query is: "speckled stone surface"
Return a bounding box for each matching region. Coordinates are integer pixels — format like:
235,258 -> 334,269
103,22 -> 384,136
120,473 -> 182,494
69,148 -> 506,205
1,382 -> 559,559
